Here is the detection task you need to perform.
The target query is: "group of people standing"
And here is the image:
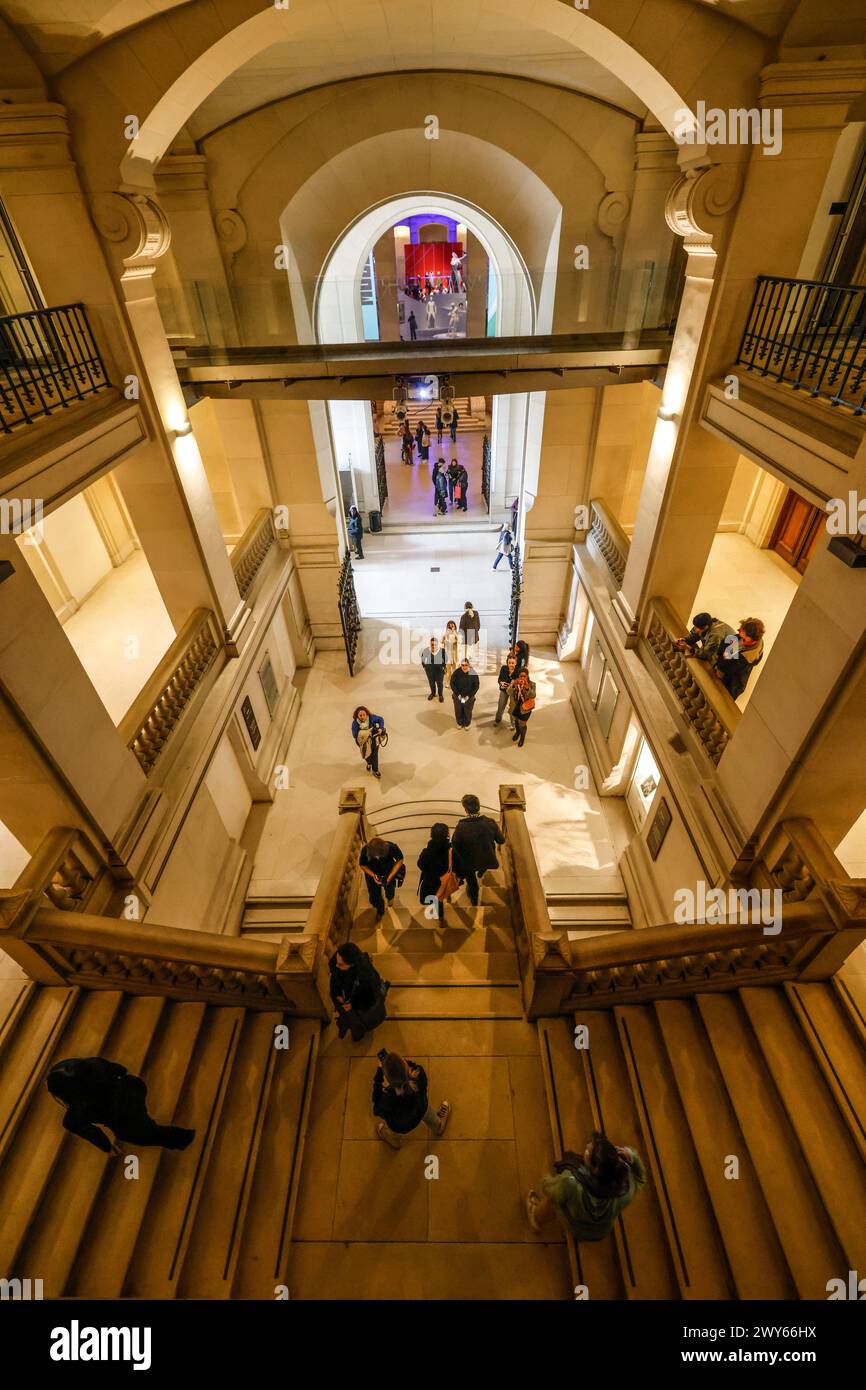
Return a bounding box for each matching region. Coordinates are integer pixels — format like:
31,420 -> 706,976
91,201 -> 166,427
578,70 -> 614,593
431,456 -> 469,514
401,408 -> 459,466
674,611 -> 766,701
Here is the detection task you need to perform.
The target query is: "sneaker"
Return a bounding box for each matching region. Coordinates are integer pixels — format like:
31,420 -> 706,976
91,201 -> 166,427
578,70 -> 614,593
373,770 -> 382,779
376,1121 -> 402,1150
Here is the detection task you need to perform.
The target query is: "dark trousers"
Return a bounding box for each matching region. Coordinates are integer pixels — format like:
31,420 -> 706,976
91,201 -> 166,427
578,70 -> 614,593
366,875 -> 397,915
352,538 -> 364,559
462,868 -> 484,906
450,425 -> 458,443
409,325 -> 417,340
364,740 -> 380,774
447,478 -> 456,503
453,694 -> 475,727
425,665 -> 445,697
112,1077 -> 193,1150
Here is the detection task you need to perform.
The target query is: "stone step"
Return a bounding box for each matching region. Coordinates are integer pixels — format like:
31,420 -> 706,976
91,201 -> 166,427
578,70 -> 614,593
385,984 -> 524,1018
373,952 -> 520,985
349,923 -> 516,954
786,981 -> 866,1165
318,1016 -> 540,1057
287,1241 -> 571,1300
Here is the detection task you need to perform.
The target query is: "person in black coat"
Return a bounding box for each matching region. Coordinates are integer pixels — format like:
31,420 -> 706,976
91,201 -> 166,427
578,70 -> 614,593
359,836 -> 405,920
452,793 -> 505,905
450,657 -> 479,727
417,822 -> 451,923
372,1052 -> 451,1148
329,941 -> 388,1042
46,1057 -> 195,1154
421,636 -> 446,701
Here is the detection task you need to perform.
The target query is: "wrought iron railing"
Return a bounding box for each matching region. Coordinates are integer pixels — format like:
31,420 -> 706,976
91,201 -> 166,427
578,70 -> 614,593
481,434 -> 491,512
338,549 -> 362,676
0,303 -> 112,433
509,543 -> 522,648
374,433 -> 388,512
735,275 -> 866,414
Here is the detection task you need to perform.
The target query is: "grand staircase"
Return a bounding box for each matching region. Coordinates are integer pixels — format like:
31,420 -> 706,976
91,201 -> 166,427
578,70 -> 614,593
538,973 -> 866,1300
1,803 -> 866,1301
0,978 -> 318,1298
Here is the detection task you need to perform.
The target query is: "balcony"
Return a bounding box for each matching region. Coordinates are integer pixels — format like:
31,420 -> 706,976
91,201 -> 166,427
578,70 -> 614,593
702,275 -> 866,509
0,303 -> 112,433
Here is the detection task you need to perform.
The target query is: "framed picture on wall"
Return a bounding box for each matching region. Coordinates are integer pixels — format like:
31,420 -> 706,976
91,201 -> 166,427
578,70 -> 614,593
647,797 -> 672,861
597,669 -> 620,741
258,654 -> 279,720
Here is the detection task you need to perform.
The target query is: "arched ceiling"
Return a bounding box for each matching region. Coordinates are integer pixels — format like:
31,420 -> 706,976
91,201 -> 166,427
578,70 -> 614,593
1,0 -> 859,81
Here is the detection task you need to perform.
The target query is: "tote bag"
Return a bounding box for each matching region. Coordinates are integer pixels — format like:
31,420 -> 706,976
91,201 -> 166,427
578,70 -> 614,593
437,848 -> 460,902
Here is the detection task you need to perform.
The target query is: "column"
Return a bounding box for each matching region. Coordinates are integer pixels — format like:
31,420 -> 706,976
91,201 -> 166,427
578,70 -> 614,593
94,190 -> 251,654
373,230 -> 399,342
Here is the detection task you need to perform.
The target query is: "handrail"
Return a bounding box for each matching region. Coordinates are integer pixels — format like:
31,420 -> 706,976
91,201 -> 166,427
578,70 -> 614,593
231,507 -> 276,600
118,607 -> 223,774
734,274 -> 866,414
305,787 -> 368,949
643,594 -> 740,766
0,302 -> 112,432
514,815 -> 866,1016
588,499 -> 630,588
0,824 -> 330,1015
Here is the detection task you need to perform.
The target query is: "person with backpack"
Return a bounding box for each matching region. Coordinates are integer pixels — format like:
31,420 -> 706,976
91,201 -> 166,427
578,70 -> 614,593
526,1131 -> 646,1241
359,836 -> 405,921
372,1052 -> 451,1149
509,668 -> 536,747
347,505 -> 364,560
46,1058 -> 195,1155
417,822 -> 453,923
329,941 -> 388,1042
451,793 -> 505,906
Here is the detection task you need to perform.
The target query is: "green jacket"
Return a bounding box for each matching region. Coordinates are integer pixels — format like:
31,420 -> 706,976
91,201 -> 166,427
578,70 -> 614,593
541,1147 -> 646,1241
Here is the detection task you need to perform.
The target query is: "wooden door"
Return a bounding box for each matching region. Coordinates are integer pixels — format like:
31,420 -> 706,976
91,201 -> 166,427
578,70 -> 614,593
770,490 -> 824,573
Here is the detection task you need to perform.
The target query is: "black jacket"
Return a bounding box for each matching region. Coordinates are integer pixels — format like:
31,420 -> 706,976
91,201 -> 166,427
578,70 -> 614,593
450,668 -> 479,700
497,663 -> 516,689
328,950 -> 383,1013
372,1061 -> 429,1133
417,840 -> 451,899
452,814 -> 504,875
47,1057 -> 131,1153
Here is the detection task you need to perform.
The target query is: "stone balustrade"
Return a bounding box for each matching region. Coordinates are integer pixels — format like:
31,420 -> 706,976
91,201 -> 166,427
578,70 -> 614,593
588,499 -> 630,588
119,608 -> 223,774
231,507 -> 277,600
644,595 -> 740,766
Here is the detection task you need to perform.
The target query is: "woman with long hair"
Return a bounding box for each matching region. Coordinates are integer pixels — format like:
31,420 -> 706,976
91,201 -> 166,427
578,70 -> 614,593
442,619 -> 459,687
329,941 -> 388,1042
526,1131 -> 645,1241
352,705 -> 385,779
372,1051 -> 451,1149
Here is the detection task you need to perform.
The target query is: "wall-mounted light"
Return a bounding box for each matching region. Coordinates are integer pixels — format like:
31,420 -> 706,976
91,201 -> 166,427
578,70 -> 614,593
657,405 -> 679,422
171,420 -> 193,438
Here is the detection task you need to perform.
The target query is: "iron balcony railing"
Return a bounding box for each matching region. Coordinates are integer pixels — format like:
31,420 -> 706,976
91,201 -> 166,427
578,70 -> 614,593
481,433 -> 491,512
735,275 -> 866,414
0,303 -> 112,433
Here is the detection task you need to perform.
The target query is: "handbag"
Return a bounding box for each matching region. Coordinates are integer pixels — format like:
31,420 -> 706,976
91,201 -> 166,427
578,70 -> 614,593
437,849 -> 460,902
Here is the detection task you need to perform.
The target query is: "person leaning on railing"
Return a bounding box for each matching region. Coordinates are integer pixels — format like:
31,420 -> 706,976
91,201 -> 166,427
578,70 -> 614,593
673,611 -> 734,664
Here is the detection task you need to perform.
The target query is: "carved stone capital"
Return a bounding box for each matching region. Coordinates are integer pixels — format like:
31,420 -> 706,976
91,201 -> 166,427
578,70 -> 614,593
90,191 -> 171,273
215,208 -> 247,265
531,931 -> 573,969
664,163 -> 743,247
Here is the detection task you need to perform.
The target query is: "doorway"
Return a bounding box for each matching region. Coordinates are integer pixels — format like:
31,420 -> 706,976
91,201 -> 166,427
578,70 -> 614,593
769,489 -> 824,574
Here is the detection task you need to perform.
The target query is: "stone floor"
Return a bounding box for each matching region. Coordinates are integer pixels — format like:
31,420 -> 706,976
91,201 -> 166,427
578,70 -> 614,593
289,1016 -> 572,1300
249,640 -> 623,901
377,425 -> 492,525
691,532 -> 800,710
